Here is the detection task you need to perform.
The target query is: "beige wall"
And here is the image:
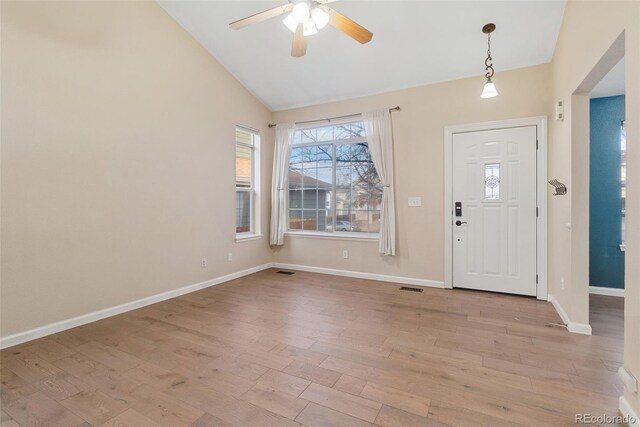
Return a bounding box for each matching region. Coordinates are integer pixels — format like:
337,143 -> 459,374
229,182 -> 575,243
547,0 -> 640,416
0,1 -> 273,337
272,64 -> 551,282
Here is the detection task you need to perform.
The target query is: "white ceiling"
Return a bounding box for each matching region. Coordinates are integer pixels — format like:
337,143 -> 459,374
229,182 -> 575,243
158,0 -> 566,111
591,58 -> 625,99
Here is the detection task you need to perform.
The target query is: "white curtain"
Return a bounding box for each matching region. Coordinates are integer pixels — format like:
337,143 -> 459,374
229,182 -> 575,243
363,109 -> 396,256
270,123 -> 295,246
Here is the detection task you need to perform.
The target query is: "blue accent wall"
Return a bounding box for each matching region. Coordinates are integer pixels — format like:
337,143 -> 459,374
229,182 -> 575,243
590,95 -> 625,289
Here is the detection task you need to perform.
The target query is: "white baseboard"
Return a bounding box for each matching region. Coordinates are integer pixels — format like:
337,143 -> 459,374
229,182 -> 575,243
619,367 -> 639,394
547,294 -> 592,335
590,286 -> 625,297
272,262 -> 444,289
0,263 -> 273,350
619,396 -> 640,427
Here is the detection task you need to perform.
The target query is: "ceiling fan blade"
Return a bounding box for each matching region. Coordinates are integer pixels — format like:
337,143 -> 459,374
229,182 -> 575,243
229,4 -> 292,30
291,23 -> 307,57
327,7 -> 373,44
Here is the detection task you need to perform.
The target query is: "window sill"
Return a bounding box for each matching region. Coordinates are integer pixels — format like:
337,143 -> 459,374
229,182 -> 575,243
285,231 -> 379,242
620,243 -> 626,252
235,233 -> 263,243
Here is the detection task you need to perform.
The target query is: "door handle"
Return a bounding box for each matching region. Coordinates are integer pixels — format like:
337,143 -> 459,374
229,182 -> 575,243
455,220 -> 467,226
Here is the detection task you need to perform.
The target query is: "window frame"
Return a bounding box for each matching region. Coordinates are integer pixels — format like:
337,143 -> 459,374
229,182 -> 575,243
235,126 -> 261,240
285,120 -> 380,240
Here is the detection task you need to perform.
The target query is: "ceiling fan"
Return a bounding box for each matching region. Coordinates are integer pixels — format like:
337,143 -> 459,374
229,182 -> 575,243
229,1 -> 373,58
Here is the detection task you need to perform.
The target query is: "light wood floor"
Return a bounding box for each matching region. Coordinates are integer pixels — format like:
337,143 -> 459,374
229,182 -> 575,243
590,294 -> 624,341
0,269 -> 625,426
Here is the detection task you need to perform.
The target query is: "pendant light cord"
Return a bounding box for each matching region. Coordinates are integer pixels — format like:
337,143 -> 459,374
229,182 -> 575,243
485,32 -> 495,79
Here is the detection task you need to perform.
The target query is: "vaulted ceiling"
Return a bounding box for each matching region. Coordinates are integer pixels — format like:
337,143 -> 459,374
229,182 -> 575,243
158,1 -> 566,111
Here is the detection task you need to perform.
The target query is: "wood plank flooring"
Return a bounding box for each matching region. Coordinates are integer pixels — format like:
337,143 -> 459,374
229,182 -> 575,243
0,269 -> 624,426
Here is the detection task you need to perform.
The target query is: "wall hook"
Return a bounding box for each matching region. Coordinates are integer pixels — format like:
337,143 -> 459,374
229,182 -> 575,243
548,179 -> 567,196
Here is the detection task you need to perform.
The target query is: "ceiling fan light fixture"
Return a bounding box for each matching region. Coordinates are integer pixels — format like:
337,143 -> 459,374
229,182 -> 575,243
292,2 -> 310,23
303,18 -> 318,36
311,7 -> 330,29
229,1 -> 373,58
282,13 -> 298,32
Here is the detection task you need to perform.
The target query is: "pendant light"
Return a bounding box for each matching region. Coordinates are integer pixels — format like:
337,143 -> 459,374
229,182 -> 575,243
480,23 -> 498,99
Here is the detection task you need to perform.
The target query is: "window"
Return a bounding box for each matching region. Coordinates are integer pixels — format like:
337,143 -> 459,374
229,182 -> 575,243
621,120 -> 626,247
235,126 -> 260,235
288,121 -> 381,234
484,163 -> 501,200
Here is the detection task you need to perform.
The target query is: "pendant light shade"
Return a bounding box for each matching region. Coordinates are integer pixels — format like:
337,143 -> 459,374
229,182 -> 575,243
292,2 -> 310,22
481,78 -> 498,98
311,7 -> 330,29
303,18 -> 318,36
282,13 -> 298,32
480,23 -> 498,99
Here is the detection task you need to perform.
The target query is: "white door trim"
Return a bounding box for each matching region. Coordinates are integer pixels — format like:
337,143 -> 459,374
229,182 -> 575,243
444,116 -> 548,300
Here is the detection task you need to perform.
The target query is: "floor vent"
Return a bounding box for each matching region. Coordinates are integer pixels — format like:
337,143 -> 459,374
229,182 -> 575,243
277,271 -> 295,275
399,286 -> 423,293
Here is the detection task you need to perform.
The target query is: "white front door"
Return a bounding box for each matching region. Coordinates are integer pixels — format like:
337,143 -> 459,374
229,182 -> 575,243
452,126 -> 537,296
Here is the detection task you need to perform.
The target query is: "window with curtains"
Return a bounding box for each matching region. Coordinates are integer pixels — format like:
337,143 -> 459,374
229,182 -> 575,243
288,121 -> 382,234
236,126 -> 260,235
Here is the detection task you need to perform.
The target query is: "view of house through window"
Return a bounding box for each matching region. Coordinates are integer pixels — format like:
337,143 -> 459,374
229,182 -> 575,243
288,121 -> 382,234
236,127 -> 259,234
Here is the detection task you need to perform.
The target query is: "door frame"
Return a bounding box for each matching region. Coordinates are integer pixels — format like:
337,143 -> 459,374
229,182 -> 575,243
443,116 -> 548,300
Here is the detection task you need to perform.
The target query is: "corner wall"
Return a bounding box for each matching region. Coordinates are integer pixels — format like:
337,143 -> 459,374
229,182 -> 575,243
548,0 -> 640,417
0,1 -> 273,338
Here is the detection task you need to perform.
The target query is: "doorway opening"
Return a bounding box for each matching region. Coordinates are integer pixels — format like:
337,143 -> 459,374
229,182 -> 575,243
588,56 -> 625,340
569,31 -> 625,340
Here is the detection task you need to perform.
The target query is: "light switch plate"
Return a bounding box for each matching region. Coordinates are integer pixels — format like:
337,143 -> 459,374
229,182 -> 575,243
408,197 -> 422,207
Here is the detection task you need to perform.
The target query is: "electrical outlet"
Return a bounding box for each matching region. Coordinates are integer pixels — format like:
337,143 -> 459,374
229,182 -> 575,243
408,197 -> 422,207
342,250 -> 349,259
201,257 -> 207,268
561,277 -> 565,290
228,252 -> 233,262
